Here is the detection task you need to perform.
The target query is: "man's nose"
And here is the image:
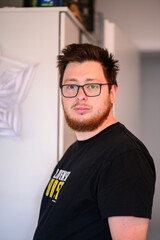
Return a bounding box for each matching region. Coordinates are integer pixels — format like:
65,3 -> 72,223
76,86 -> 87,100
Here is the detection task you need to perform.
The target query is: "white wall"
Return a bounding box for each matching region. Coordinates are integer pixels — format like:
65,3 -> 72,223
104,20 -> 141,137
140,52 -> 160,240
0,9 -> 60,240
114,26 -> 140,137
95,0 -> 160,51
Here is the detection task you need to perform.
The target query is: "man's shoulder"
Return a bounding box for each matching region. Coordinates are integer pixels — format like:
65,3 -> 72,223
101,122 -> 148,154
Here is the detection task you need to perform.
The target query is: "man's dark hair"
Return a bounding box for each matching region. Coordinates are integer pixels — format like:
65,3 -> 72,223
57,43 -> 119,91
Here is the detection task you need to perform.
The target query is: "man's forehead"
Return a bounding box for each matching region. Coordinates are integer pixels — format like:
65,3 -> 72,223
62,61 -> 106,84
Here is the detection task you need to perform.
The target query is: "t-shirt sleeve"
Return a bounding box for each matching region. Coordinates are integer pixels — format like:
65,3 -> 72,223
97,149 -> 156,220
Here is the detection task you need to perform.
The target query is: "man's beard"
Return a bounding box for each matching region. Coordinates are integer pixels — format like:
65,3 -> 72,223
62,99 -> 112,132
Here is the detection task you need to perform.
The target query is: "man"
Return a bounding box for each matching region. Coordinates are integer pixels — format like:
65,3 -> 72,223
33,43 -> 156,240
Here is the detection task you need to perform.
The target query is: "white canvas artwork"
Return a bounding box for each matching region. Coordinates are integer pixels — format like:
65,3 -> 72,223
0,49 -> 38,139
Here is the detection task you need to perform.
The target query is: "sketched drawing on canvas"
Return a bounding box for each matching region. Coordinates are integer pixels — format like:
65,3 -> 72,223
0,48 -> 38,139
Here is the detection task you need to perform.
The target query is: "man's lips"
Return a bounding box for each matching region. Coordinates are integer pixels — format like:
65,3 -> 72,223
72,105 -> 91,114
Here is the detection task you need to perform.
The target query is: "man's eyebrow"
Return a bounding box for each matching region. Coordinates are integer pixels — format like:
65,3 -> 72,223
63,78 -> 98,84
85,78 -> 97,82
63,78 -> 78,84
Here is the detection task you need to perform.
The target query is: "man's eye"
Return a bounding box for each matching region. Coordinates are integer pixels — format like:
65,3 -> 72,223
90,85 -> 96,89
87,84 -> 98,90
67,85 -> 74,89
67,85 -> 77,90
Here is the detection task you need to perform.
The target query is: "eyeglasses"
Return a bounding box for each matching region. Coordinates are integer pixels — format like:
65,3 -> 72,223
60,83 -> 110,98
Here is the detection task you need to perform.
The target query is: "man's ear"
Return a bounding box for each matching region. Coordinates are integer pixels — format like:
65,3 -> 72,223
110,85 -> 118,104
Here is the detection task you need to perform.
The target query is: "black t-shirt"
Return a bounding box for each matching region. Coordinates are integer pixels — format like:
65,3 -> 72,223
33,123 -> 156,240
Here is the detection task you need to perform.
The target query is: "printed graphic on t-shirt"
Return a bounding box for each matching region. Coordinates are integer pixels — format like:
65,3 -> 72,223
45,169 -> 71,202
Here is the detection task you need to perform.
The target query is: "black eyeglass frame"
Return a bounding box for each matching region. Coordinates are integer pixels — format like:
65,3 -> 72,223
60,83 -> 110,98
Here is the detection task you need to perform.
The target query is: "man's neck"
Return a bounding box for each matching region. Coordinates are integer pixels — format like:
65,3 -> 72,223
75,116 -> 117,141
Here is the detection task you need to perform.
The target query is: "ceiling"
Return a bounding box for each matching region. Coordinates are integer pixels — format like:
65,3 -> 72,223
96,0 -> 160,52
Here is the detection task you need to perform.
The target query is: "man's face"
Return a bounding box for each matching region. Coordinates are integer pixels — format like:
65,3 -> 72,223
61,61 -> 117,132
